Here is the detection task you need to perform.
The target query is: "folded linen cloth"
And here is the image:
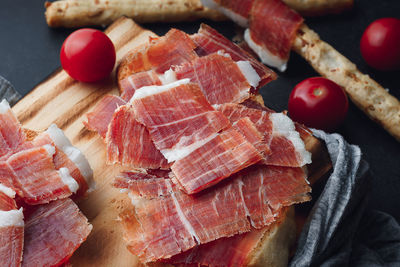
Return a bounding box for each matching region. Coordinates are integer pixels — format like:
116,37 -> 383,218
291,130 -> 400,266
0,75 -> 21,105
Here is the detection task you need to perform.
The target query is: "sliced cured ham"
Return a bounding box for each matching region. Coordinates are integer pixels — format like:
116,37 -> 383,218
0,99 -> 26,159
175,53 -> 260,104
0,184 -> 24,267
266,113 -> 311,167
131,81 -> 230,155
119,69 -> 177,101
232,117 -> 269,156
215,103 -> 273,153
22,198 -> 92,267
1,145 -> 78,205
131,81 -> 263,193
106,105 -> 169,169
201,0 -> 253,27
171,126 -> 262,194
119,28 -> 198,81
32,124 -> 95,196
245,0 -> 304,71
191,24 -> 277,89
168,208 -> 292,267
114,165 -> 310,262
84,95 -> 126,139
215,103 -> 311,167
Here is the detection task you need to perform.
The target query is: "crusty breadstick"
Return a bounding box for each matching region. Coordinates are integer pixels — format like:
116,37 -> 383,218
293,24 -> 400,141
45,0 -> 225,28
45,0 -> 354,28
283,0 -> 353,16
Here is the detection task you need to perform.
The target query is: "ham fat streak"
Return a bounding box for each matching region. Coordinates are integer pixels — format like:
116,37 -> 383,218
85,24 -> 312,265
0,100 -> 93,266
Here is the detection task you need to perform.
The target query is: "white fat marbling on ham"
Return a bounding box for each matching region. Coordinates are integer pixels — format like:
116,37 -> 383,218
131,79 -> 191,100
157,69 -> 178,85
161,133 -> 218,162
0,184 -> 15,198
45,124 -> 95,191
58,167 -> 79,194
236,61 -> 261,88
244,29 -> 288,72
0,208 -> 24,227
270,113 -> 311,166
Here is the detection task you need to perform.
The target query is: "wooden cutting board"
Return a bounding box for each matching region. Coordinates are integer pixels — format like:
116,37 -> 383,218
12,17 -> 331,266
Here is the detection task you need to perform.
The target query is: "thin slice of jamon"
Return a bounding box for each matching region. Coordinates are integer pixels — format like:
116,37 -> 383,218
32,124 -> 95,196
232,117 -> 269,156
131,80 -> 231,157
114,165 -> 310,262
1,145 -> 79,205
245,0 -> 304,71
0,184 -> 24,267
191,24 -> 277,89
215,103 -> 311,167
131,81 -> 263,193
106,105 -> 169,169
83,95 -> 126,139
201,0 -> 253,27
175,53 -> 260,104
119,68 -> 177,101
0,99 -> 26,159
215,103 -> 273,155
266,113 -> 311,167
0,184 -> 17,211
168,208 -> 292,267
120,70 -> 162,101
22,198 -> 92,267
118,28 -> 198,81
171,126 -> 262,194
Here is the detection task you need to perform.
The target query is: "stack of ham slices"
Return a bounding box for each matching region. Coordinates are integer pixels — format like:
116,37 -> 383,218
85,24 -> 312,265
0,99 -> 94,267
202,0 -> 304,72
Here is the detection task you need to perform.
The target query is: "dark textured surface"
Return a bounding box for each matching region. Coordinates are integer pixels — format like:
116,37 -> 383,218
0,0 -> 399,222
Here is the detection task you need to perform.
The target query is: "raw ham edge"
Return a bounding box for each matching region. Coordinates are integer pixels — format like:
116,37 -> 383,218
0,183 -> 16,198
270,113 -> 311,166
244,29 -> 288,72
44,124 -> 95,191
130,79 -> 191,101
0,208 -> 24,227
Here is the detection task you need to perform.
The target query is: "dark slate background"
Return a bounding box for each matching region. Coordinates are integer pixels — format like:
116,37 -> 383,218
0,1 -> 399,222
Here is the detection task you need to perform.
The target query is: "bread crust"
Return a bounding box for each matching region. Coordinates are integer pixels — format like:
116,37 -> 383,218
44,0 -> 353,28
45,0 -> 225,28
293,24 -> 400,142
283,0 -> 353,16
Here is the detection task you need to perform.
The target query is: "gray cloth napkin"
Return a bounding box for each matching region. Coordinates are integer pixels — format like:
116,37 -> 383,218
290,130 -> 400,267
0,75 -> 21,105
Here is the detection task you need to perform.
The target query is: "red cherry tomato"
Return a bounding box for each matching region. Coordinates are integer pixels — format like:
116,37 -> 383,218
288,77 -> 348,132
60,28 -> 116,82
360,18 -> 400,71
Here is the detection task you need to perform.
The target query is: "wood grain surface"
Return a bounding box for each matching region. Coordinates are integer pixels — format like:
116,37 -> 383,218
12,17 -> 331,266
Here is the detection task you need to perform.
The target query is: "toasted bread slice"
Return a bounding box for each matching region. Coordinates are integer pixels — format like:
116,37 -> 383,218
293,24 -> 400,141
